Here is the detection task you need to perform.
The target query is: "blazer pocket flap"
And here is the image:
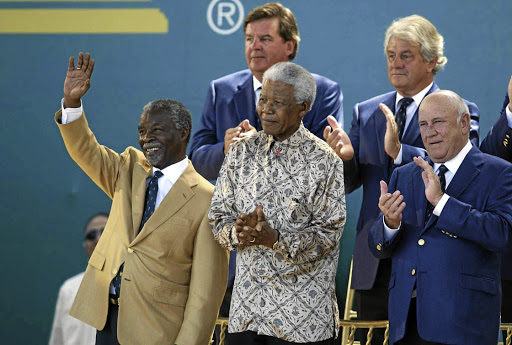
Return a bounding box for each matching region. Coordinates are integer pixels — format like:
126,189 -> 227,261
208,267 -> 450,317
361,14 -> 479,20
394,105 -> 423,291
460,274 -> 497,295
88,251 -> 105,271
154,284 -> 189,307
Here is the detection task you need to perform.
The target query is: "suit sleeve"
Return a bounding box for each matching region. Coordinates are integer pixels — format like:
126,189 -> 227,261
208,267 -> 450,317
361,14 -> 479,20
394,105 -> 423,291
368,170 -> 402,259
55,110 -> 121,199
480,95 -> 512,161
343,103 -> 362,193
188,82 -> 225,181
303,78 -> 344,139
175,212 -> 229,345
437,164 -> 512,252
468,100 -> 480,147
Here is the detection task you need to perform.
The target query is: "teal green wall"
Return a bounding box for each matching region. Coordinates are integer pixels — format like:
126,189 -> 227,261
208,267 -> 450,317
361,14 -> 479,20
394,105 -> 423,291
1,0 -> 511,343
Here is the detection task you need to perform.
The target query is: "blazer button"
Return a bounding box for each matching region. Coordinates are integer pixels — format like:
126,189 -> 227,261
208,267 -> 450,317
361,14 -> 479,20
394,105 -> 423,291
418,239 -> 425,246
112,269 -> 117,275
411,269 -> 416,276
127,248 -> 134,253
376,243 -> 382,251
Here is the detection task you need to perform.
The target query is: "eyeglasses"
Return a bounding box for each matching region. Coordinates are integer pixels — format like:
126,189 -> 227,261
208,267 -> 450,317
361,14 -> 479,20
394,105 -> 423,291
84,229 -> 104,241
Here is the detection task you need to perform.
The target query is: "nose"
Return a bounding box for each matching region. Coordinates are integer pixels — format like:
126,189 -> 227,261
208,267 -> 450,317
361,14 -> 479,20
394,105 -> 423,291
141,131 -> 154,143
424,124 -> 437,137
391,56 -> 404,69
260,100 -> 274,113
250,38 -> 262,50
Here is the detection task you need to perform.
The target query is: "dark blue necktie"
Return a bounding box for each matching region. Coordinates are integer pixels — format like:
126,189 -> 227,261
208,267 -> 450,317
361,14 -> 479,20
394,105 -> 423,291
396,97 -> 414,140
425,164 -> 448,224
112,170 -> 163,297
139,170 -> 163,232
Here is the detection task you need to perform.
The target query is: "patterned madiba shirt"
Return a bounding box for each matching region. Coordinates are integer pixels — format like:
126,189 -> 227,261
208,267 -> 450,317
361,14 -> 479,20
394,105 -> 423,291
209,123 -> 346,342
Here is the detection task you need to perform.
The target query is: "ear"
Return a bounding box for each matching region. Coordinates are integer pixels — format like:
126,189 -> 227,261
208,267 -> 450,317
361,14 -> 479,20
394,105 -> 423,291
180,129 -> 190,142
298,102 -> 310,118
426,57 -> 438,74
460,112 -> 470,134
285,40 -> 295,58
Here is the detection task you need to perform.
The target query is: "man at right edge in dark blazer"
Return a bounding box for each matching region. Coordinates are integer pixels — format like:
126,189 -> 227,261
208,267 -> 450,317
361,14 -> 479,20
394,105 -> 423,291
370,90 -> 512,344
480,75 -> 512,342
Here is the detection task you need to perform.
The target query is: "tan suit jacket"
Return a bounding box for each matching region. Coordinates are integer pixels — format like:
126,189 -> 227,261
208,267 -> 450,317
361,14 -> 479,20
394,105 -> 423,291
55,110 -> 228,345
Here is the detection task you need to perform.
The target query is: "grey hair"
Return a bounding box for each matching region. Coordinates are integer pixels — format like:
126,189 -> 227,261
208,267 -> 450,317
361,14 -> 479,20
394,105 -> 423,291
142,99 -> 192,142
384,14 -> 447,75
262,62 -> 316,111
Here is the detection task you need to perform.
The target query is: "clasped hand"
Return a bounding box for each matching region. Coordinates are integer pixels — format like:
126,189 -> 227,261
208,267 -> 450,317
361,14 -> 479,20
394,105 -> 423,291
235,206 -> 278,248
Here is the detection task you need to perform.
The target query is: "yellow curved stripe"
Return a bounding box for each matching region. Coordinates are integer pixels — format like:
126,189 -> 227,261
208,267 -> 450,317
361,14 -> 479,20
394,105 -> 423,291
0,9 -> 168,33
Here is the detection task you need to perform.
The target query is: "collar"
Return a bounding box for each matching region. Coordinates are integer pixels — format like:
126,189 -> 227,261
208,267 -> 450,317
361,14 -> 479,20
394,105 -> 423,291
433,141 -> 472,175
264,122 -> 307,151
253,75 -> 262,92
152,156 -> 188,185
395,81 -> 434,109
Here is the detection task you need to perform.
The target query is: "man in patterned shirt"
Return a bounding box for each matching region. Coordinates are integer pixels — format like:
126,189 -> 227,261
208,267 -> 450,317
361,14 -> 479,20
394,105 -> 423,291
209,62 -> 346,344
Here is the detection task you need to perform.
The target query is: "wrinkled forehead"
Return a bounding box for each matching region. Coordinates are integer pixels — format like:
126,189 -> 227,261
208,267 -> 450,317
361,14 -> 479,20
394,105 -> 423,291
139,110 -> 173,125
419,96 -> 457,121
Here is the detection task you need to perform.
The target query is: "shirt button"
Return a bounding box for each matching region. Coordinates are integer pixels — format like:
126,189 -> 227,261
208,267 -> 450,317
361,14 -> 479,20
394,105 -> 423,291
411,269 -> 416,276
418,239 -> 425,246
127,248 -> 134,253
112,269 -> 118,275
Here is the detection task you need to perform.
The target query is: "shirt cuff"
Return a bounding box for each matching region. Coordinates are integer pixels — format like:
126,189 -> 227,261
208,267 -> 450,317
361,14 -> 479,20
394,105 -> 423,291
383,217 -> 400,242
61,98 -> 83,124
506,106 -> 512,129
230,224 -> 239,246
433,193 -> 450,216
393,145 -> 403,165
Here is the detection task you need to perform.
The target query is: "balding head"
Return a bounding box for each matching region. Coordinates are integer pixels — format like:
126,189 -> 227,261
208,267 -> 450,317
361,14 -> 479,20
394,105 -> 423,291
418,90 -> 470,163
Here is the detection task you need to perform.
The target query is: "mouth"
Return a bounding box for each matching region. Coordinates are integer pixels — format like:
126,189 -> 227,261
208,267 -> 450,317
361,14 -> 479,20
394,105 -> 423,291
144,145 -> 162,155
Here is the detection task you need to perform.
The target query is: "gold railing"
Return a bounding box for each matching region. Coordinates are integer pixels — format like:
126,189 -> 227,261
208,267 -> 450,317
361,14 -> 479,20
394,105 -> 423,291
339,320 -> 389,345
212,319 -> 512,345
502,323 -> 512,345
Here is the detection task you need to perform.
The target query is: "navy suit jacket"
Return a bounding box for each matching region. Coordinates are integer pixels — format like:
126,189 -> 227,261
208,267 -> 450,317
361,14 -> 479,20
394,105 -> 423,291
346,82 -> 480,289
369,147 -> 512,345
189,69 -> 343,181
480,94 -> 512,281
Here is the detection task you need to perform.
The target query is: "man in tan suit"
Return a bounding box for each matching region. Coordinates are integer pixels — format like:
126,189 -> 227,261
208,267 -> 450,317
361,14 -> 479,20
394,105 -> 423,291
55,52 -> 228,345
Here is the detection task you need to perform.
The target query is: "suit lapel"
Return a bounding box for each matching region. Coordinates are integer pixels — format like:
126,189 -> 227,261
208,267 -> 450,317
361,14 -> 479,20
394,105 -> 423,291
130,163 -> 198,246
234,74 -> 258,128
444,147 -> 482,199
132,162 -> 152,240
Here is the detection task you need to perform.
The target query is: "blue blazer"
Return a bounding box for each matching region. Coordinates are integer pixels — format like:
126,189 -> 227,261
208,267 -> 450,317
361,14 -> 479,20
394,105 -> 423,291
189,69 -> 344,181
346,82 -> 480,289
480,94 -> 512,281
369,147 -> 512,345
